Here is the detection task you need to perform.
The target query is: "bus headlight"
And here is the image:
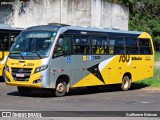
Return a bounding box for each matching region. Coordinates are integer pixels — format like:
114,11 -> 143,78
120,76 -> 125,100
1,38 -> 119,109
34,64 -> 48,73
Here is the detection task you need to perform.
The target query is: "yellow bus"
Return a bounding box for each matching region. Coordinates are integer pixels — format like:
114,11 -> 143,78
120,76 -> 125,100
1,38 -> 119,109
5,24 -> 154,96
0,24 -> 22,80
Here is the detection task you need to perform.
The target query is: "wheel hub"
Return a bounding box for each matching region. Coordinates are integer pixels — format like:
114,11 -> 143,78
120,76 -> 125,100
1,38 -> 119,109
124,79 -> 129,89
57,83 -> 64,93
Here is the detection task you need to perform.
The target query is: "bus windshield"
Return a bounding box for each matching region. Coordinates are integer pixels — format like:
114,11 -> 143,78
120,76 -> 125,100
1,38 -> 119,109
9,31 -> 57,59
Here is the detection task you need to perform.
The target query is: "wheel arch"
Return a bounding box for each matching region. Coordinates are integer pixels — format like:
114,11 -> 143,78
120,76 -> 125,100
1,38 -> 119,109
56,74 -> 70,86
123,72 -> 132,80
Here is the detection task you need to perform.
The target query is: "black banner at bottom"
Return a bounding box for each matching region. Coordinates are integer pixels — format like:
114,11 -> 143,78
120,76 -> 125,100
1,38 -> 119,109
0,111 -> 159,117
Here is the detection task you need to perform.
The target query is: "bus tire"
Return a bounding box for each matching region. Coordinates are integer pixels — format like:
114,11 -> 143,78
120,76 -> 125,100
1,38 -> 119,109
121,76 -> 131,91
55,81 -> 67,97
17,86 -> 32,96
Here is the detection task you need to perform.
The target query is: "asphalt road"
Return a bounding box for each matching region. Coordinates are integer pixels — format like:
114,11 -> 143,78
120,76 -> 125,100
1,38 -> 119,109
0,80 -> 160,118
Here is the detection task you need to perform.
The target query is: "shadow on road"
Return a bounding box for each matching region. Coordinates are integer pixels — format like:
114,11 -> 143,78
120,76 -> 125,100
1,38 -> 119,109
0,77 -> 5,82
68,83 -> 149,96
7,83 -> 149,98
131,82 -> 149,90
7,89 -> 56,97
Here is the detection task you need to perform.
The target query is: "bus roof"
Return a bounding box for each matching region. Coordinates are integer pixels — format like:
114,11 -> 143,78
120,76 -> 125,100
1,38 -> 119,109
25,24 -> 142,35
26,24 -> 68,31
67,26 -> 142,35
0,24 -> 23,31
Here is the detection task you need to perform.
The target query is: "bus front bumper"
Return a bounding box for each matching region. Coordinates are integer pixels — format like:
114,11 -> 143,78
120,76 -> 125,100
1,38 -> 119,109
5,71 -> 42,88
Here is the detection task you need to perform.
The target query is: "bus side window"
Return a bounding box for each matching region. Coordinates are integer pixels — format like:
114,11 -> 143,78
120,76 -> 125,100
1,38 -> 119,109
109,37 -> 124,54
96,47 -> 105,54
74,46 -> 81,53
138,38 -> 152,54
92,36 -> 108,54
10,33 -> 20,46
73,36 -> 90,54
109,47 -> 114,54
0,32 -> 10,51
83,46 -> 90,54
114,46 -> 124,54
140,47 -> 151,54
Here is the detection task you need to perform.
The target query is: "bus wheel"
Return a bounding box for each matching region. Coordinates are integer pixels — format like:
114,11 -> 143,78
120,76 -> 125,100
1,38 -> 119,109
121,76 -> 131,91
55,81 -> 67,97
17,86 -> 32,96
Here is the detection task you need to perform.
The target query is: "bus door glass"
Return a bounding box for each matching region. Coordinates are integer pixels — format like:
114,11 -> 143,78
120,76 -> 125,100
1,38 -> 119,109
53,35 -> 71,57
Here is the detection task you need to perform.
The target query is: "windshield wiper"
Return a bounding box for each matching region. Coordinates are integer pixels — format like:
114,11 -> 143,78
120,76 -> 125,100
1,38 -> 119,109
36,51 -> 42,59
10,52 -> 24,59
30,51 -> 42,59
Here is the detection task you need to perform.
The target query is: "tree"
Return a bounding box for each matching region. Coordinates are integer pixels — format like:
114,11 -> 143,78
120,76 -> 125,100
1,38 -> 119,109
110,0 -> 160,50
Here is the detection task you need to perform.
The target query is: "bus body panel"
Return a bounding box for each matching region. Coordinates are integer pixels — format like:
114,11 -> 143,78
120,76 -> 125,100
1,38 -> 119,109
102,55 -> 153,83
72,55 -> 154,87
50,55 -> 115,88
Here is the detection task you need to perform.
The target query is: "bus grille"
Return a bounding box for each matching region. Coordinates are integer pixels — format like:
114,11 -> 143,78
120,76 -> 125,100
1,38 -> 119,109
11,68 -> 32,81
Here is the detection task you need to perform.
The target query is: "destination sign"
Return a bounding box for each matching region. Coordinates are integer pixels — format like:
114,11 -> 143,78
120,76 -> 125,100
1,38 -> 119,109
26,32 -> 52,38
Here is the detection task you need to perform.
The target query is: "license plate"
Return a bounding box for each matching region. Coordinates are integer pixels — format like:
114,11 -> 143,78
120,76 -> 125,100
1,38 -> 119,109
16,73 -> 24,77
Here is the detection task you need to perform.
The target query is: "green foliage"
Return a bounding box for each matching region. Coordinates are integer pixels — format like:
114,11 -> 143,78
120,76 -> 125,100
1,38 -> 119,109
128,0 -> 160,46
110,0 -> 160,50
154,51 -> 160,61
